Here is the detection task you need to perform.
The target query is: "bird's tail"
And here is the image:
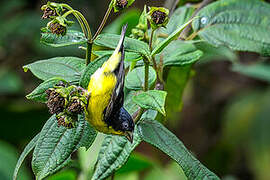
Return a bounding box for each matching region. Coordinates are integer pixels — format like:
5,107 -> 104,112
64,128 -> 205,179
115,24 -> 127,55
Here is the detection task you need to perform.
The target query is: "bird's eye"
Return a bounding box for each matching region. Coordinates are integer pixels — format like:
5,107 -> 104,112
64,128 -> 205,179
122,122 -> 129,129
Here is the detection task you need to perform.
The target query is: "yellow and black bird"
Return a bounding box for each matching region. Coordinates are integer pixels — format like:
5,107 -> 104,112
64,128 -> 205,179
85,25 -> 134,142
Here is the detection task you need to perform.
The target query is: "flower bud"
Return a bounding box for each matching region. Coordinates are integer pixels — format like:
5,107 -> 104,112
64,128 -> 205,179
147,7 -> 169,30
113,0 -> 135,12
67,98 -> 84,114
46,89 -> 66,114
56,113 -> 75,129
41,1 -> 64,18
42,7 -> 57,19
49,22 -> 67,36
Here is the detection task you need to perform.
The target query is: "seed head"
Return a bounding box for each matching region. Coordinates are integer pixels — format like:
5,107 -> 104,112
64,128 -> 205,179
42,7 -> 57,19
67,99 -> 84,114
116,0 -> 128,9
49,22 -> 67,36
147,7 -> 169,30
46,89 -> 65,114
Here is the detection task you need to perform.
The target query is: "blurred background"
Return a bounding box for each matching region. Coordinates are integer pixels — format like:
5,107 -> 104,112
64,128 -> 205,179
0,0 -> 270,180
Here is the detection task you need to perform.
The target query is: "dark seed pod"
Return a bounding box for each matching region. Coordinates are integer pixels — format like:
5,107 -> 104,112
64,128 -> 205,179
67,99 -> 83,114
46,90 -> 65,114
116,0 -> 128,9
151,10 -> 166,25
147,7 -> 169,30
56,114 -> 75,129
49,22 -> 67,36
42,7 -> 57,19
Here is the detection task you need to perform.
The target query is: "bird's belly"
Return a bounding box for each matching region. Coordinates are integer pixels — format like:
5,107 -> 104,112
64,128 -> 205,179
86,71 -> 117,133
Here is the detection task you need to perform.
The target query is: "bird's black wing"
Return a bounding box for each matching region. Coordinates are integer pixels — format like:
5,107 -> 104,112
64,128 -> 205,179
103,25 -> 126,124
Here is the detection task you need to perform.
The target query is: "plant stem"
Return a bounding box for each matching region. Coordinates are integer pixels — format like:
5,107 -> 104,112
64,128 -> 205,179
149,30 -> 155,52
144,59 -> 149,91
93,1 -> 113,40
86,42 -> 92,65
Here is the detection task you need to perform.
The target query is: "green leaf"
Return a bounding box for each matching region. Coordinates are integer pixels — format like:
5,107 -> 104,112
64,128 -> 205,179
94,34 -> 150,56
46,170 -> 77,180
192,0 -> 270,56
26,78 -> 67,103
195,42 -> 238,63
93,50 -> 142,62
125,66 -> 156,90
13,134 -> 39,180
117,152 -> 153,174
165,66 -> 191,121
40,30 -> 87,47
161,6 -> 195,35
23,57 -> 85,82
232,62 -> 270,83
79,55 -> 110,88
151,18 -> 195,56
124,90 -> 140,115
32,115 -> 96,180
157,40 -> 203,67
133,90 -> 167,116
138,119 -> 220,180
92,126 -> 142,180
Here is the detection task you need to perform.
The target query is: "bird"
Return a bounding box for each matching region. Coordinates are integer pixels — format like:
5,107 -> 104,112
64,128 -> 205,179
85,25 -> 135,142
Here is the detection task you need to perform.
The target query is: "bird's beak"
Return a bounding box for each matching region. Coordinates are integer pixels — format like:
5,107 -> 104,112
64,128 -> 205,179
125,131 -> 133,143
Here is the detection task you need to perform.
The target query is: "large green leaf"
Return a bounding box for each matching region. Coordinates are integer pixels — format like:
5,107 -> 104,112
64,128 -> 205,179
165,66 -> 191,121
138,119 -> 220,180
195,42 -> 238,63
92,127 -> 142,180
23,57 -> 85,82
192,0 -> 270,56
94,34 -> 150,56
232,62 -> 270,83
26,78 -> 67,103
133,90 -> 167,116
125,66 -> 156,90
157,40 -> 203,67
40,30 -> 87,47
79,55 -> 110,88
32,115 -> 96,180
13,134 -> 39,180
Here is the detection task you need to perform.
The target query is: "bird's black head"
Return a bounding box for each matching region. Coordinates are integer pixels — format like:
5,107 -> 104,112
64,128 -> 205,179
119,107 -> 134,131
109,107 -> 134,142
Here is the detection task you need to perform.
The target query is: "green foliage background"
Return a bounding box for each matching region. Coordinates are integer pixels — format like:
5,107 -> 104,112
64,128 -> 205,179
1,0 -> 270,180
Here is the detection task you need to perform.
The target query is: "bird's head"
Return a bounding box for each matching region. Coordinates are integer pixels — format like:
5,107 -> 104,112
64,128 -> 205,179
113,107 -> 134,143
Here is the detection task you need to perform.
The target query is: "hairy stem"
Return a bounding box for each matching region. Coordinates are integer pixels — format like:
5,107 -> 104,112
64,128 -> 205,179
86,42 -> 93,65
144,60 -> 149,91
93,1 -> 113,40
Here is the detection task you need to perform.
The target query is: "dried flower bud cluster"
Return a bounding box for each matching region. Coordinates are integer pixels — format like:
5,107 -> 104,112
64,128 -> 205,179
41,1 -> 74,36
113,0 -> 135,12
46,83 -> 88,128
147,7 -> 169,30
116,0 -> 128,9
49,22 -> 67,36
42,7 -> 57,19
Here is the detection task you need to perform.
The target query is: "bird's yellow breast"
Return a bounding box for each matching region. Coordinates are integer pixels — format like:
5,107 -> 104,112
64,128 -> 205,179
86,67 -> 121,134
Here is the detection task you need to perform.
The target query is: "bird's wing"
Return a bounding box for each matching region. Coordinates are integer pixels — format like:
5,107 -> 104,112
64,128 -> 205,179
104,25 -> 126,122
